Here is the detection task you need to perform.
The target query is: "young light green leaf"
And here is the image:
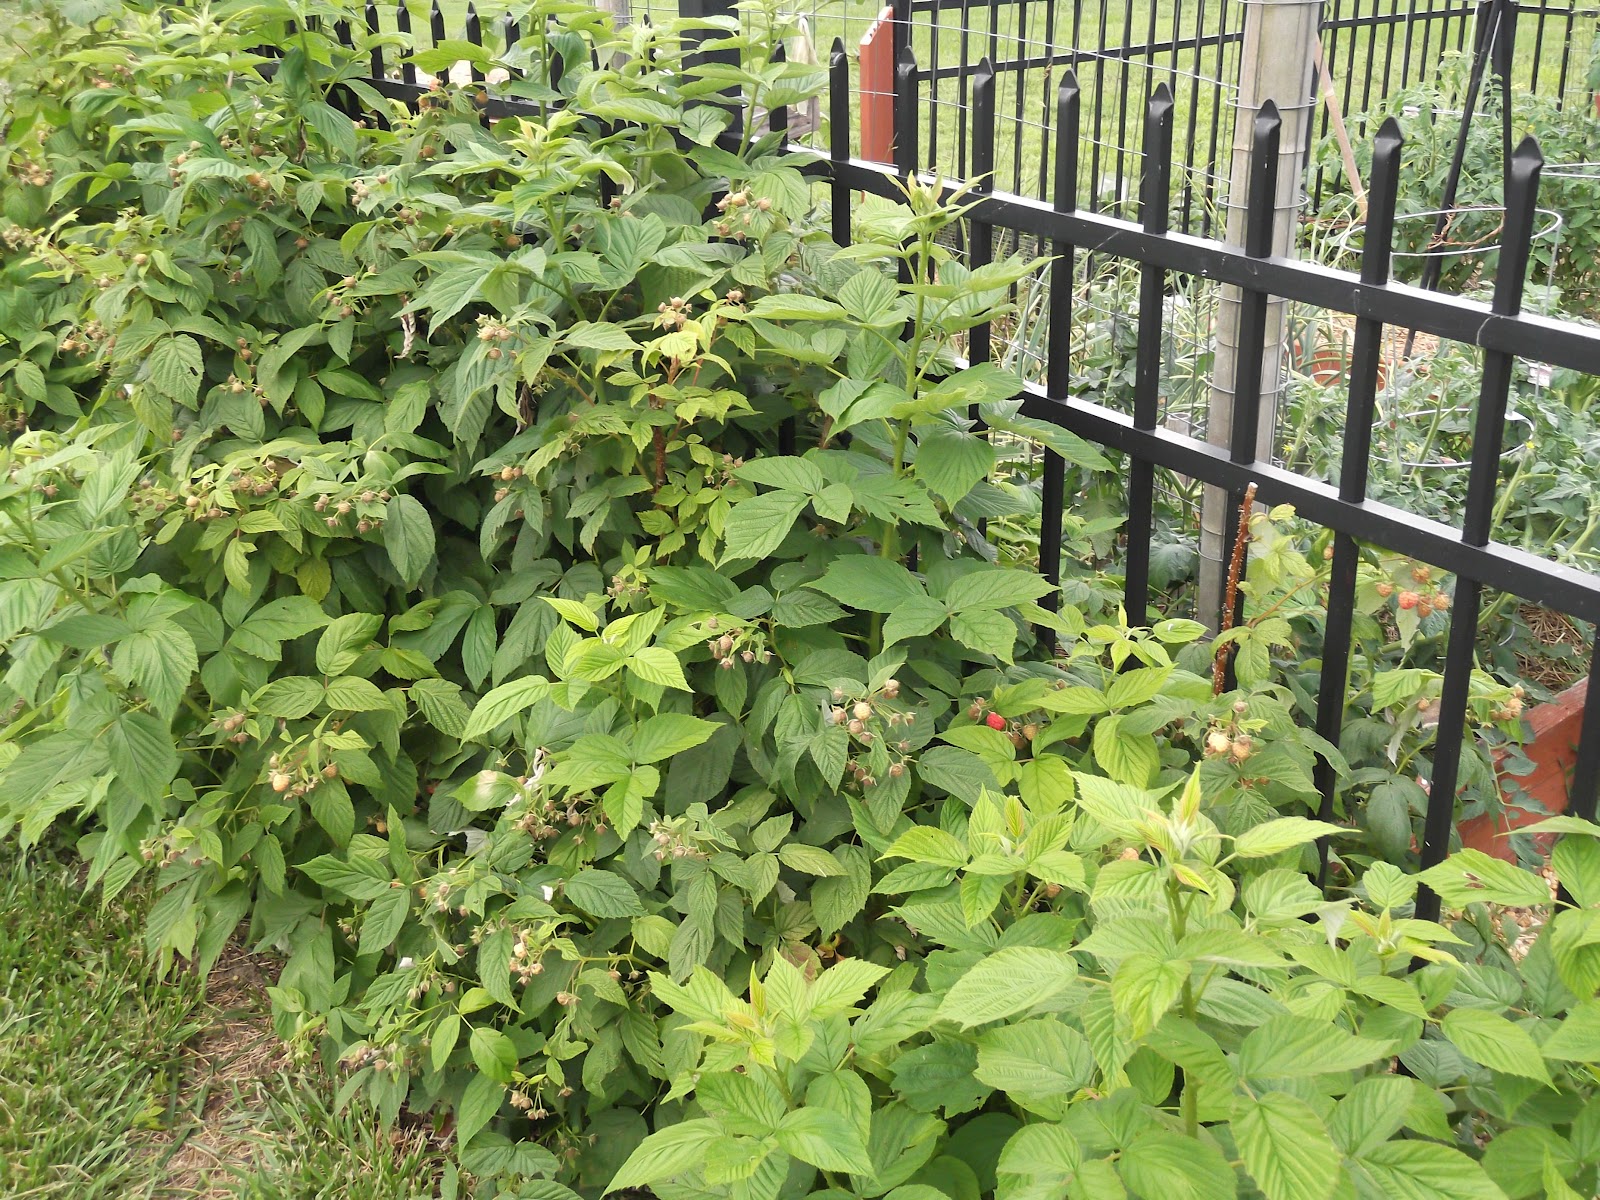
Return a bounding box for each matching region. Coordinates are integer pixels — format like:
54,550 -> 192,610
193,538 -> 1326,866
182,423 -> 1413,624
605,1119 -> 727,1193
935,947 -> 1079,1029
1442,1008 -> 1552,1083
774,1108 -> 873,1174
1234,1092 -> 1341,1200
1232,817 -> 1348,859
1417,850 -> 1552,908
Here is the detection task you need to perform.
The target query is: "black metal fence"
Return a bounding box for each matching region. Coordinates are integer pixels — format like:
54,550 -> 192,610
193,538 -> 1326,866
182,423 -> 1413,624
849,42 -> 1600,917
306,1 -> 1600,909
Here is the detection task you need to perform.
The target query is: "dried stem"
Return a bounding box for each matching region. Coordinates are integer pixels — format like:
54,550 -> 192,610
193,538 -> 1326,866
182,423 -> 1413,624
1212,482 -> 1257,696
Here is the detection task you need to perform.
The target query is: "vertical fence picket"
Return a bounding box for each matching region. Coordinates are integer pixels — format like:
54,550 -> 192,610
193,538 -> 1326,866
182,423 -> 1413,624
968,58 -> 996,369
398,2 -> 417,85
1121,84 -> 1174,624
1572,657 -> 1600,823
1415,136 -> 1545,924
1214,100 -> 1281,651
830,40 -> 850,249
431,0 -> 446,56
1316,117 -> 1402,880
894,45 -> 919,291
1036,71 -> 1080,645
894,44 -> 918,182
769,41 -> 788,141
466,4 -> 486,85
503,11 -> 519,68
366,1 -> 384,79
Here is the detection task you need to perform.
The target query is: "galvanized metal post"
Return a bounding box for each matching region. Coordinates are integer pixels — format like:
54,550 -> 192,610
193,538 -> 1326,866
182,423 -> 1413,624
1197,0 -> 1323,631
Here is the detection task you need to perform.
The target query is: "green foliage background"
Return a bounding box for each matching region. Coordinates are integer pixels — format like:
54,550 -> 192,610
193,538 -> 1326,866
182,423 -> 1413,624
4,3 -> 1600,1199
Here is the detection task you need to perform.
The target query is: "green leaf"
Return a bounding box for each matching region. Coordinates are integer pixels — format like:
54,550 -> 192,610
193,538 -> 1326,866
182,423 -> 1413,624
914,427 -> 996,504
605,1119 -> 723,1193
622,645 -> 686,690
252,676 -> 325,718
744,295 -> 847,321
1233,817 -> 1349,859
809,556 -> 929,613
384,495 -> 435,588
1111,953 -> 1187,1037
812,844 -> 871,936
719,491 -> 808,563
469,1026 -> 519,1084
1353,1140 -> 1507,1200
734,456 -> 828,495
1238,1015 -> 1394,1080
460,1133 -> 563,1181
1441,1008 -> 1551,1083
309,782 -> 355,847
412,265 -> 485,328
431,1013 -> 461,1073
300,854 -> 390,900
778,843 -> 848,876
883,826 -> 970,870
104,711 -> 177,804
1328,1075 -> 1415,1158
315,612 -> 381,676
1120,1129 -> 1236,1200
936,948 -> 1079,1029
112,625 -> 196,720
631,714 -> 719,763
1417,849 -> 1551,908
974,1020 -> 1096,1116
1234,1092 -> 1341,1200
940,568 -> 1054,612
358,886 -> 409,955
563,321 -> 641,353
324,676 -> 389,712
774,1108 -> 874,1174
150,335 -> 203,404
1541,1000 -> 1600,1062
995,1123 -> 1081,1197
456,1072 -> 505,1149
564,869 -> 644,918
461,676 -> 550,741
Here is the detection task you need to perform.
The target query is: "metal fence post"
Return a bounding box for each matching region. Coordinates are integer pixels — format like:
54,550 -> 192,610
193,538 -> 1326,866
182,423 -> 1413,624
1196,0 -> 1323,631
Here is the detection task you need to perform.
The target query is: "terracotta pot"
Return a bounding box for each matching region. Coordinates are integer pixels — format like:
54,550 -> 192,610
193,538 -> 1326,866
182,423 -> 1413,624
1303,346 -> 1388,390
1458,677 -> 1589,862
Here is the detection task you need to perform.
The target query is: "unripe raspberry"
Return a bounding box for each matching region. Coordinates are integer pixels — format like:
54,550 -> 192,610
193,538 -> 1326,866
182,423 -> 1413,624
853,701 -> 872,721
968,703 -> 983,720
1375,581 -> 1394,598
1206,729 -> 1230,755
1397,590 -> 1420,610
1229,736 -> 1253,761
1232,699 -> 1248,714
888,761 -> 904,778
1432,591 -> 1451,611
1022,723 -> 1038,741
883,678 -> 900,699
1411,564 -> 1432,584
848,719 -> 865,736
270,772 -> 292,792
985,711 -> 1007,731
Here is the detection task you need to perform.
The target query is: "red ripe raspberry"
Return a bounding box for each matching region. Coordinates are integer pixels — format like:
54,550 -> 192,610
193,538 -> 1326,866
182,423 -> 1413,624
985,712 -> 1007,731
1397,590 -> 1420,610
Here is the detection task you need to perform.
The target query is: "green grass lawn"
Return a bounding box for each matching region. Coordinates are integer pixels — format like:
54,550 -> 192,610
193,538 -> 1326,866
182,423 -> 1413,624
0,854 -> 447,1200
